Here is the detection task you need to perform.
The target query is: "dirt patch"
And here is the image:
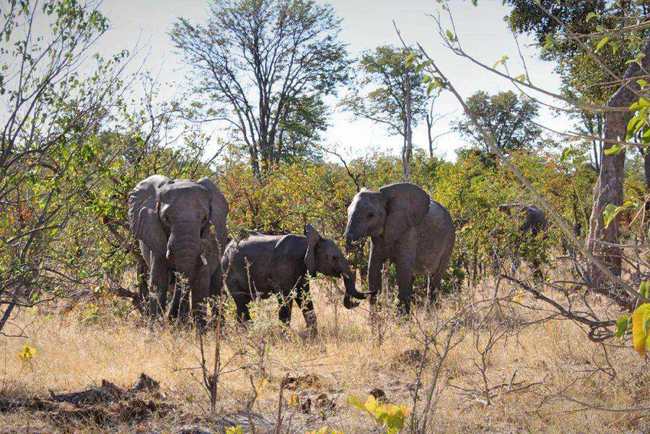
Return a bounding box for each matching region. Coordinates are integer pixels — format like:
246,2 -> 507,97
282,373 -> 323,391
391,348 -> 429,369
1,374 -> 172,428
1,374 -> 276,433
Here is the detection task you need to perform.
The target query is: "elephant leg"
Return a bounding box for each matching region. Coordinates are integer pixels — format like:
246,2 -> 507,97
277,291 -> 293,326
367,243 -> 386,306
427,272 -> 443,307
169,273 -> 189,321
236,299 -> 252,323
149,257 -> 170,319
209,266 -> 224,322
189,270 -> 210,331
136,256 -> 150,315
296,282 -> 317,335
395,260 -> 415,315
227,279 -> 252,323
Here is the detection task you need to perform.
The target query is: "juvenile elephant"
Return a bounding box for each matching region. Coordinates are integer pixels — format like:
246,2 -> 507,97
221,224 -> 370,334
498,203 -> 548,236
496,203 -> 548,278
345,183 -> 455,314
128,175 -> 228,326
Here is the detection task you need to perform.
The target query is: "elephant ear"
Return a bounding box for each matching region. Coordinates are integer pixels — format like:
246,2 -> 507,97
304,224 -> 321,277
197,177 -> 229,252
379,183 -> 430,244
128,175 -> 169,256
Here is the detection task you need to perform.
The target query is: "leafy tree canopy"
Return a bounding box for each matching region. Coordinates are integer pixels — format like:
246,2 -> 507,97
453,90 -> 543,154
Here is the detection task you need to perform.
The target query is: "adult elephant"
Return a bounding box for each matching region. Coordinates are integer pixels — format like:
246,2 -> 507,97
221,224 -> 371,335
128,175 -> 228,326
345,183 -> 455,314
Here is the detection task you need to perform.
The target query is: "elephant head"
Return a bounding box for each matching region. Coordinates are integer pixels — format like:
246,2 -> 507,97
303,224 -> 370,309
345,182 -> 430,249
128,175 -> 228,275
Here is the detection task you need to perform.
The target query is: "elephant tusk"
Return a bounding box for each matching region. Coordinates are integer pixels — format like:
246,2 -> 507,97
200,253 -> 208,266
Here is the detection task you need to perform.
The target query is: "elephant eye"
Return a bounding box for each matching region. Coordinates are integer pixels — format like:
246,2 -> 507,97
367,212 -> 374,218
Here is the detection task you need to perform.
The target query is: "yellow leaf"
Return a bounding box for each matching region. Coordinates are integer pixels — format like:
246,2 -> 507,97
18,344 -> 36,363
632,303 -> 650,355
364,395 -> 379,414
287,392 -> 300,407
512,289 -> 525,303
255,377 -> 268,392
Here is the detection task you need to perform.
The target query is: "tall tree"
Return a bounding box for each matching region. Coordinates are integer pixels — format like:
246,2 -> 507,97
452,90 -> 542,154
506,0 -> 650,170
342,46 -> 430,180
506,0 -> 650,283
586,40 -> 650,288
171,0 -> 350,178
0,0 -> 129,333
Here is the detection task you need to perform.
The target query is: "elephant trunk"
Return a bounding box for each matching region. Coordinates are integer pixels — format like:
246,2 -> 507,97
167,229 -> 202,274
344,227 -> 359,252
341,268 -> 376,309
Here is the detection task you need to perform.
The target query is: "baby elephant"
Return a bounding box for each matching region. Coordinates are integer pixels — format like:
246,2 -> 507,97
345,183 -> 455,314
221,225 -> 370,334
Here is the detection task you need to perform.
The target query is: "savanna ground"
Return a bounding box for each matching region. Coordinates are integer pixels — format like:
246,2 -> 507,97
1,265 -> 647,433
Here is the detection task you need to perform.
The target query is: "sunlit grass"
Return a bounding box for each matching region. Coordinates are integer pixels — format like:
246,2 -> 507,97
1,275 -> 648,433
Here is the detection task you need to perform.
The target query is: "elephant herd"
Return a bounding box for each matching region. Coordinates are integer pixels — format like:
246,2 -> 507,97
127,175 -> 463,332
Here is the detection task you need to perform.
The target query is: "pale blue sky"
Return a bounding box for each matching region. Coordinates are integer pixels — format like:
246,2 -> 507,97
95,0 -> 565,161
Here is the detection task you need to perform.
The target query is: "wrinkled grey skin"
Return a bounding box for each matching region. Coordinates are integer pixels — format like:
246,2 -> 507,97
221,224 -> 370,334
128,175 -> 228,327
345,183 -> 455,314
498,203 -> 548,236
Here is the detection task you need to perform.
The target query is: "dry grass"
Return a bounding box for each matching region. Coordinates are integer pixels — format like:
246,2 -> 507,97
1,275 -> 650,433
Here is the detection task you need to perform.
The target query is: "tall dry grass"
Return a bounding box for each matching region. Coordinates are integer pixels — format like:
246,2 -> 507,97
1,274 -> 649,433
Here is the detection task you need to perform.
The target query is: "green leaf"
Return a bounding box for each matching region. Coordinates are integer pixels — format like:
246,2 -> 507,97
602,200 -> 638,228
493,55 -> 509,68
627,114 -> 645,140
626,52 -> 646,66
404,52 -> 416,68
637,79 -> 648,89
445,29 -> 457,42
616,315 -> 630,338
543,34 -> 555,50
634,97 -> 650,109
642,128 -> 650,143
586,11 -> 599,22
640,281 -> 650,300
560,147 -> 574,163
602,203 -> 622,228
603,144 -> 624,156
595,36 -> 609,53
427,79 -> 444,95
347,395 -> 365,411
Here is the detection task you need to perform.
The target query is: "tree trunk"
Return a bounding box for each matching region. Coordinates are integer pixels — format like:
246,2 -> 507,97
248,144 -> 261,180
426,113 -> 434,159
402,75 -> 413,181
643,149 -> 650,192
587,38 -> 650,288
